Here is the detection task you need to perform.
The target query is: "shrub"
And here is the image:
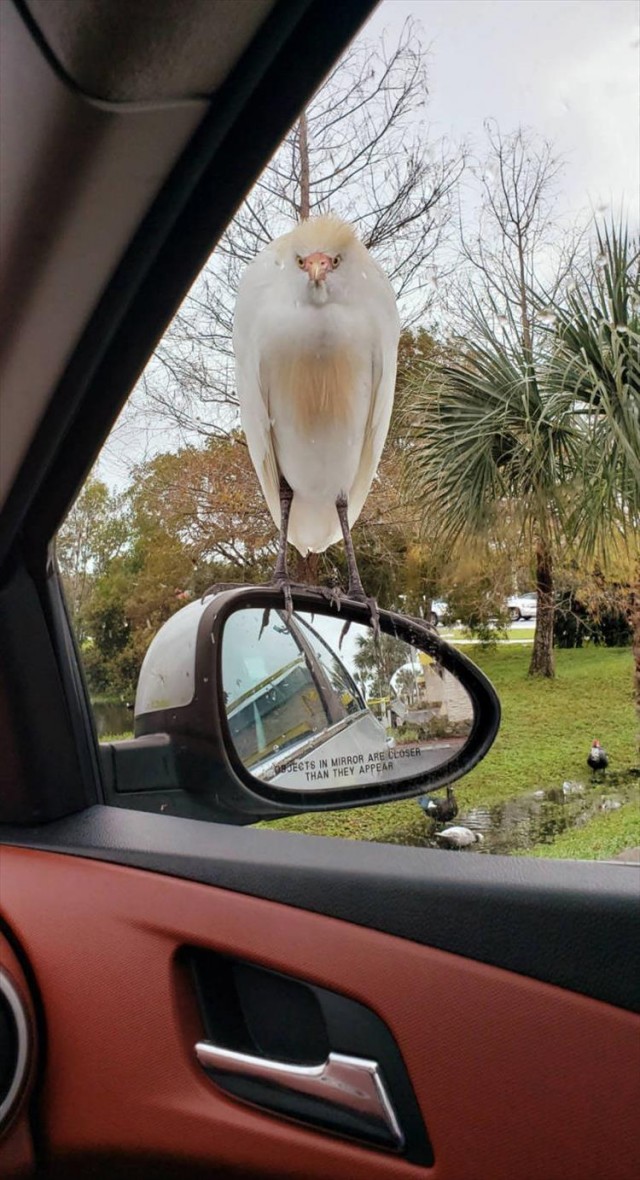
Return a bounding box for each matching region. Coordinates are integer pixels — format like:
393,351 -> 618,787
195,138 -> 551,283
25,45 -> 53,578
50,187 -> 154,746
554,592 -> 631,649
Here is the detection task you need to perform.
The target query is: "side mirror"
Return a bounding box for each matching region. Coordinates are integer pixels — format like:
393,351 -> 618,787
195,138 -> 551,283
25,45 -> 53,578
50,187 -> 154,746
102,586 -> 500,824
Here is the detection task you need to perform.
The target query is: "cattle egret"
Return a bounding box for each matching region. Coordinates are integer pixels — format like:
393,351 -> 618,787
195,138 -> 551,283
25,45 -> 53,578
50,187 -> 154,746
233,215 -> 400,603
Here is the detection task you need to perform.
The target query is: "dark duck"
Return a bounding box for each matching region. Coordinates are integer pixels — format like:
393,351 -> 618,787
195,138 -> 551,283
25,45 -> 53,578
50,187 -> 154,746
417,787 -> 458,824
587,740 -> 608,776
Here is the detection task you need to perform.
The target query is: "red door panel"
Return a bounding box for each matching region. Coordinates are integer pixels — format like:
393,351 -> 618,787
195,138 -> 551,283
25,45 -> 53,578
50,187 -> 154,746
0,933 -> 37,1178
1,845 -> 638,1179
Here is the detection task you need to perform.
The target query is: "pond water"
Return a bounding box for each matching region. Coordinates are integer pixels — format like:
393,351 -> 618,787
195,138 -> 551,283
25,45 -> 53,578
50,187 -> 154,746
394,772 -> 640,856
92,701 -> 133,738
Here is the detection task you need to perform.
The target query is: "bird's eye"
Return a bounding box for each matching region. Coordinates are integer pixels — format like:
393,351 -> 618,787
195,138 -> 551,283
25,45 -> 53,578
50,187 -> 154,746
332,255 -> 342,267
296,256 -> 305,268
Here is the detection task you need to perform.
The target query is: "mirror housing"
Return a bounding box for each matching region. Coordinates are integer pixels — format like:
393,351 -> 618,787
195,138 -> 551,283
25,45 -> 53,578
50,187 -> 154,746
101,586 -> 500,824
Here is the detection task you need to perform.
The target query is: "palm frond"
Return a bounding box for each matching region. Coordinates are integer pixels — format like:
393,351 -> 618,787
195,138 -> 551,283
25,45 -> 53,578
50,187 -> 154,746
404,317 -> 579,548
539,216 -> 640,553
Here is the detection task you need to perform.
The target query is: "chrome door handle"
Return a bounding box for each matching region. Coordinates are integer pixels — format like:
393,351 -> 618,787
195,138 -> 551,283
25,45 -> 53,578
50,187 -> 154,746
195,1040 -> 404,1150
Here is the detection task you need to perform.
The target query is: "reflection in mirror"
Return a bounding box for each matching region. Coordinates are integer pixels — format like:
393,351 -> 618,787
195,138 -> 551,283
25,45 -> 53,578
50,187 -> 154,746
221,608 -> 474,793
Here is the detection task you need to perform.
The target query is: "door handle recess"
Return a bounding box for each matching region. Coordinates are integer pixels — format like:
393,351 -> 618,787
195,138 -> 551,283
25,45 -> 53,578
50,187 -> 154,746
195,1040 -> 405,1151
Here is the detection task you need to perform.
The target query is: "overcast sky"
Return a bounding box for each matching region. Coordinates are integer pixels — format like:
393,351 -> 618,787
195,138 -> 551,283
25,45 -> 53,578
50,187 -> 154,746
366,0 -> 639,219
100,0 -> 639,487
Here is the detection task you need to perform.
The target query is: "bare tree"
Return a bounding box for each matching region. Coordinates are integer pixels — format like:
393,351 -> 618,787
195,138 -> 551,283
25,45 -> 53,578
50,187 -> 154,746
133,19 -> 464,442
419,124 -> 590,678
456,121 -> 587,352
462,124 -> 589,679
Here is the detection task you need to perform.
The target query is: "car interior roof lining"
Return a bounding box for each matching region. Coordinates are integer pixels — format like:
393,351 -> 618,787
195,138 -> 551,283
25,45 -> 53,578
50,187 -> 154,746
0,0 -> 377,564
22,0 -> 279,103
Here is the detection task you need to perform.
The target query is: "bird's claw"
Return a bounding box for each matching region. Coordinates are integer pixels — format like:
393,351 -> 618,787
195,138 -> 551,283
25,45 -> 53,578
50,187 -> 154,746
345,590 -> 381,641
307,584 -> 379,645
366,596 -> 381,641
325,584 -> 345,611
270,577 -> 294,621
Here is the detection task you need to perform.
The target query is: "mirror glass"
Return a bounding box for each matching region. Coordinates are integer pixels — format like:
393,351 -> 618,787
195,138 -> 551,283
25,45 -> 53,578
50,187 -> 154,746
221,607 -> 475,793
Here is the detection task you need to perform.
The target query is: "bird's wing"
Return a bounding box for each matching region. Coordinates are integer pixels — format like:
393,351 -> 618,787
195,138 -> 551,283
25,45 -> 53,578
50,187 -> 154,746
234,355 -> 281,530
347,264 -> 400,526
233,254 -> 281,530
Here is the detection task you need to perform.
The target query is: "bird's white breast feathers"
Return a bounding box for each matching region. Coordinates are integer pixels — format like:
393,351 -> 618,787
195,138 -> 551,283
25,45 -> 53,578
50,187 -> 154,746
233,231 -> 400,554
265,344 -> 357,435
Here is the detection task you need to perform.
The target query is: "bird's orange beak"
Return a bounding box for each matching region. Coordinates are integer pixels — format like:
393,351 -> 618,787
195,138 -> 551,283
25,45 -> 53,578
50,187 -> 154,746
303,252 -> 333,283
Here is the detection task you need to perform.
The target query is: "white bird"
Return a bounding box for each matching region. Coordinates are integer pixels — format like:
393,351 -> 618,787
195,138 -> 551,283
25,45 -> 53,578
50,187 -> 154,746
435,826 -> 484,849
233,214 -> 400,600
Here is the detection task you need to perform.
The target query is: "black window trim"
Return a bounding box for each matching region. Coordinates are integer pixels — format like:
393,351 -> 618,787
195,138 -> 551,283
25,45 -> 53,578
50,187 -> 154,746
0,0 -> 378,824
1,0 -> 379,569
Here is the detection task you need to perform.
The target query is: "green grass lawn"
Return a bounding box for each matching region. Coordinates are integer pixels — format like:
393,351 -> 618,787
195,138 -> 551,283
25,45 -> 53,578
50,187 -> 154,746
456,645 -> 637,806
525,804 -> 640,860
439,625 -> 535,642
98,646 -> 639,859
257,645 -> 639,852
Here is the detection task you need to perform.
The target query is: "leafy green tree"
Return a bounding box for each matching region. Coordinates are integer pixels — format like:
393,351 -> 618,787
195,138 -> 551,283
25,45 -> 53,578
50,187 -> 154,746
404,125 -> 586,677
81,563 -> 133,697
353,632 -> 410,699
542,219 -> 640,709
128,435 -> 276,579
542,219 -> 639,553
56,478 -> 128,642
77,434 -> 286,698
405,319 -> 580,677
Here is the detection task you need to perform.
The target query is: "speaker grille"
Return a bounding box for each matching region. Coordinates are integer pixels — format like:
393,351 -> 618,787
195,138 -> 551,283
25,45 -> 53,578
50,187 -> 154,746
0,968 -> 30,1129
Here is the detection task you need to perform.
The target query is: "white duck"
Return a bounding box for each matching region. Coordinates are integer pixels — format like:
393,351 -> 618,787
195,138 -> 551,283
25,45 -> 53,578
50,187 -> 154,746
435,827 -> 484,849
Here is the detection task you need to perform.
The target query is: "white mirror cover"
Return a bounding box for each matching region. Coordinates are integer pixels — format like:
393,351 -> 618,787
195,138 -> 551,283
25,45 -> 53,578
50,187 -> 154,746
134,599 -> 206,715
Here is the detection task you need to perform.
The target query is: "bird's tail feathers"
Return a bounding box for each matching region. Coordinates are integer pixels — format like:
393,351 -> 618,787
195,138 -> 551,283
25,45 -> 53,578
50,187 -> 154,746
288,498 -> 343,556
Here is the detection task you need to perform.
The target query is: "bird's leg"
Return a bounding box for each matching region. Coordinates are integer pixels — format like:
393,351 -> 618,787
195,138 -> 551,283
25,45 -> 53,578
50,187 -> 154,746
335,493 -> 380,637
336,494 -> 365,598
271,475 -> 294,617
200,484 -> 292,604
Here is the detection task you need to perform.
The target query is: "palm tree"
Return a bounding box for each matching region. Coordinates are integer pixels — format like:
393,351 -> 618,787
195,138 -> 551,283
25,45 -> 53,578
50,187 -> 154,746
353,632 -> 409,698
542,218 -> 640,708
405,310 -> 580,678
406,218 -> 639,687
542,220 -> 639,546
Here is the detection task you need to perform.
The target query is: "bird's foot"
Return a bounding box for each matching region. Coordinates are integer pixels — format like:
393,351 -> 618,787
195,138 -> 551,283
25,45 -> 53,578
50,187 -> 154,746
323,583 -> 346,611
302,582 -> 380,646
344,586 -> 381,641
269,575 -> 295,621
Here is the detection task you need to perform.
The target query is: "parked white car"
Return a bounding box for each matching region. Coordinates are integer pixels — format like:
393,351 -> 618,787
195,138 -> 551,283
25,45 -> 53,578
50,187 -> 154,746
429,600 -> 449,625
506,591 -> 538,621
429,593 -> 538,625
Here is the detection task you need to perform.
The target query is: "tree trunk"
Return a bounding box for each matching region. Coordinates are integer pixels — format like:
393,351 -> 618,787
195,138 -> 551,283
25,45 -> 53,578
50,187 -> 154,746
628,561 -> 640,732
528,539 -> 555,678
516,230 -> 533,360
297,112 -> 310,220
295,551 -> 319,583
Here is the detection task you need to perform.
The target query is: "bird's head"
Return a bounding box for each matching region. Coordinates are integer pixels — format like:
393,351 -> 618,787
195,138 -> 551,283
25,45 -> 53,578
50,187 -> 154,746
592,739 -> 601,748
280,215 -> 360,306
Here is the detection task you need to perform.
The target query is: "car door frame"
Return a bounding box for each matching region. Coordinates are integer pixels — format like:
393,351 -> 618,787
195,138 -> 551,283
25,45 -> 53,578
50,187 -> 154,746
0,0 -> 639,1173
